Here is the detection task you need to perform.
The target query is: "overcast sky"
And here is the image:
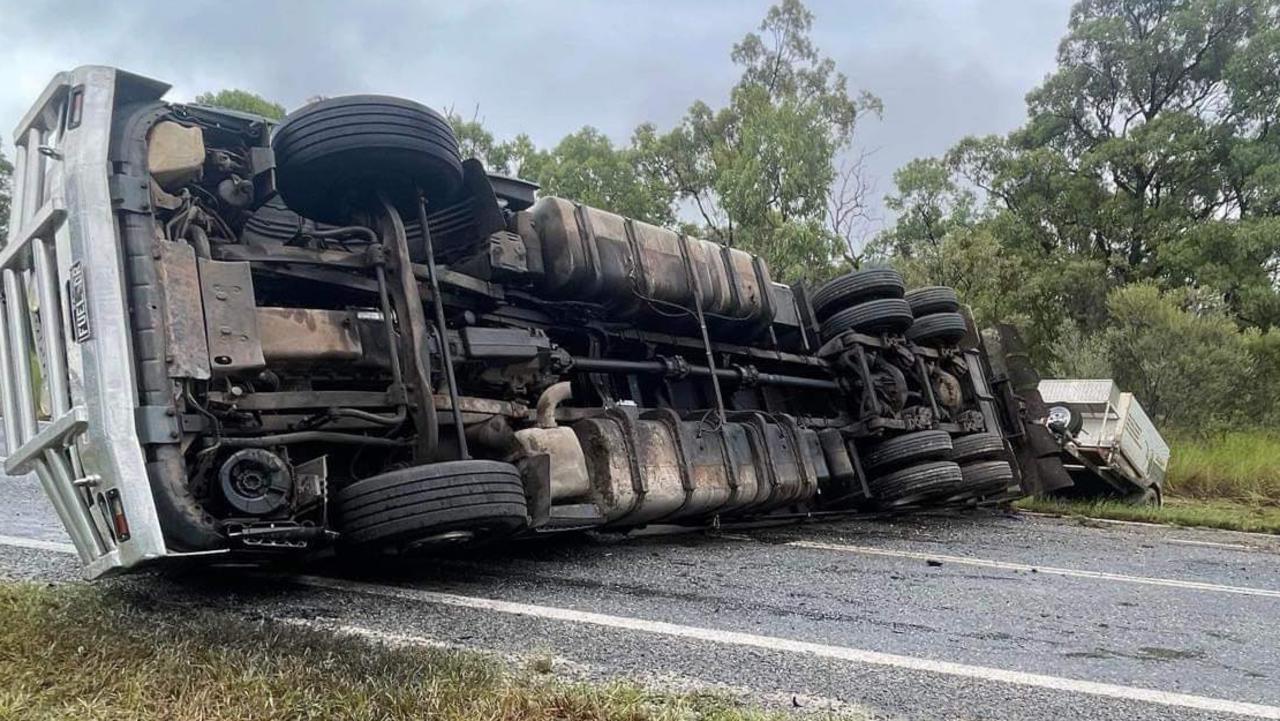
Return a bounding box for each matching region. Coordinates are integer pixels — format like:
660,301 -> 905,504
1,0 -> 1074,231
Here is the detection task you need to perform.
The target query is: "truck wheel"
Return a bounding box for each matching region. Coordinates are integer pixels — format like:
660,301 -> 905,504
820,298 -> 914,341
949,433 -> 1006,464
862,430 -> 953,472
905,286 -> 959,316
811,268 -> 905,322
336,460 -> 528,552
905,312 -> 968,346
959,460 -> 1015,496
273,95 -> 464,224
870,460 -> 963,507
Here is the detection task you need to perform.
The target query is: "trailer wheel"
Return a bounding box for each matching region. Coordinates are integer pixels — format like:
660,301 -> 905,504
905,312 -> 969,347
949,433 -> 1007,464
862,430 -> 953,472
1124,484 -> 1163,507
870,460 -> 963,507
336,460 -> 528,552
959,460 -> 1015,496
905,286 -> 960,317
273,95 -> 464,223
811,268 -> 905,322
820,297 -> 914,341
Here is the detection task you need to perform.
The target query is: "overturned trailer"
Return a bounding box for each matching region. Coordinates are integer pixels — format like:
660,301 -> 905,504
2,67 -> 1063,577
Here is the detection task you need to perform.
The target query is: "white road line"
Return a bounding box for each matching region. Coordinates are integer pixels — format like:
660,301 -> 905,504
293,574 -> 1280,719
1167,538 -> 1259,551
789,540 -> 1280,598
0,534 -> 75,555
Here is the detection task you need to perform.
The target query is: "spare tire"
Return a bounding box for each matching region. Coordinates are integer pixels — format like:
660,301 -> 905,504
273,95 -> 464,224
862,430 -> 953,472
811,268 -> 905,322
336,460 -> 528,551
949,433 -> 1007,464
905,286 -> 960,316
905,312 -> 969,346
820,297 -> 914,341
869,460 -> 963,507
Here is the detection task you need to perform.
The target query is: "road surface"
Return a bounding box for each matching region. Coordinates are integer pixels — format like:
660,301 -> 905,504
2,471 -> 1278,720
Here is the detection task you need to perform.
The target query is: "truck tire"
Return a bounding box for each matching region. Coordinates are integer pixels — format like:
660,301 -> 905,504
820,297 -> 914,341
811,268 -> 905,322
905,286 -> 960,316
949,433 -> 1007,464
336,460 -> 528,551
870,460 -> 963,507
862,430 -> 953,472
273,95 -> 464,224
905,312 -> 968,346
959,460 -> 1015,496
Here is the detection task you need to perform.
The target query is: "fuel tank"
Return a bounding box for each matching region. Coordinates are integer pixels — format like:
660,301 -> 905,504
528,197 -> 778,337
572,410 -> 828,525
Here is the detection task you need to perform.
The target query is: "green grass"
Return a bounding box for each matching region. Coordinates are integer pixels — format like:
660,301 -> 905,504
1016,496 -> 1280,534
0,581 -> 849,721
1165,430 -> 1280,502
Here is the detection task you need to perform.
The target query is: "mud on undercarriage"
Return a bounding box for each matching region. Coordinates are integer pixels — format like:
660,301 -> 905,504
1,68 -> 1062,576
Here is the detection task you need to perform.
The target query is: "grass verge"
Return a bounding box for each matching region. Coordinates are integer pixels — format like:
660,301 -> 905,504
1015,496 -> 1280,534
1166,431 -> 1280,502
0,580 -> 841,721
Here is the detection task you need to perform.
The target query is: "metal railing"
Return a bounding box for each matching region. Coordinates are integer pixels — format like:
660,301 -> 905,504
2,67 -> 171,576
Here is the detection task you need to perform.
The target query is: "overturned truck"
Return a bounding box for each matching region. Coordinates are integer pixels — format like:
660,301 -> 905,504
2,67 -> 1061,577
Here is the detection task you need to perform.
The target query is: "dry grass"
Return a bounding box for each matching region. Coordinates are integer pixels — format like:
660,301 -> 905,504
0,581 -> 840,721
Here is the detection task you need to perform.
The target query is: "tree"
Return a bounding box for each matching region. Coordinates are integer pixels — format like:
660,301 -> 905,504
520,128 -> 674,224
193,89 -> 286,121
1103,283 -> 1254,430
0,147 -> 11,241
954,0 -> 1280,307
635,0 -> 880,283
873,157 -> 977,259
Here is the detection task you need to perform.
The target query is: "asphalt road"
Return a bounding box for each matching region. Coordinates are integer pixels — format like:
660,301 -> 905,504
2,471 -> 1279,720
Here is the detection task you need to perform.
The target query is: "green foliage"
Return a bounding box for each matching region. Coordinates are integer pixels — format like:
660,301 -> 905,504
0,146 -> 11,241
875,157 -> 976,258
872,0 -> 1280,437
521,128 -> 675,225
1102,283 -> 1253,429
193,88 -> 286,121
633,0 -> 880,283
442,1 -> 875,285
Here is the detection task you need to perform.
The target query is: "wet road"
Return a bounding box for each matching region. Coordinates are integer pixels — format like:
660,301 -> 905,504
2,471 -> 1279,720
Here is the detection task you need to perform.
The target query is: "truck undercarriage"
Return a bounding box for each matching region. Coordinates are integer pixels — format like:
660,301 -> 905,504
2,68 -> 1064,577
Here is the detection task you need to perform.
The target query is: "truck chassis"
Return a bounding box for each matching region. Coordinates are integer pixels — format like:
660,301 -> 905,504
2,67 -> 1055,577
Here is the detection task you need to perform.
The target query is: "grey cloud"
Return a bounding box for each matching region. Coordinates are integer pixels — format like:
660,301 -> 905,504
0,0 -> 1073,230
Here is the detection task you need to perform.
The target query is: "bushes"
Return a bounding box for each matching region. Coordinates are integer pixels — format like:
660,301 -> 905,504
1101,284 -> 1256,431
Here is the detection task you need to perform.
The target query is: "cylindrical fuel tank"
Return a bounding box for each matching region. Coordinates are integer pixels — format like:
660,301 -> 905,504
572,410 -> 827,525
528,197 -> 776,336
